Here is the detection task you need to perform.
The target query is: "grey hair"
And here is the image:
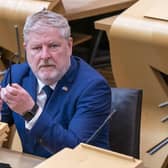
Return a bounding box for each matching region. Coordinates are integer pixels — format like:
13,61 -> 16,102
23,9 -> 71,42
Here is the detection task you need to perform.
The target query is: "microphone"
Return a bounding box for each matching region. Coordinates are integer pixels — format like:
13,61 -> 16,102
8,25 -> 21,86
86,109 -> 116,144
9,60 -> 12,86
14,25 -> 21,64
157,101 -> 168,123
158,101 -> 168,108
147,137 -> 168,155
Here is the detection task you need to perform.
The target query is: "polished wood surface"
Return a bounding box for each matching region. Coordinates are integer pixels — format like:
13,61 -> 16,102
35,144 -> 144,168
0,147 -> 44,168
0,0 -> 50,62
0,0 -> 137,62
94,0 -> 168,167
58,0 -> 137,21
95,16 -> 118,32
94,15 -> 118,43
0,122 -> 9,145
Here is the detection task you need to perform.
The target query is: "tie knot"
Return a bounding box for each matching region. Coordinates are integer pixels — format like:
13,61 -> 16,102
43,85 -> 53,101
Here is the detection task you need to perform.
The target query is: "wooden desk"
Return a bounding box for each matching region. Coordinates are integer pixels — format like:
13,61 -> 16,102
0,147 -> 44,168
94,15 -> 118,40
34,143 -> 144,168
0,0 -> 137,62
94,0 -> 168,167
58,0 -> 137,21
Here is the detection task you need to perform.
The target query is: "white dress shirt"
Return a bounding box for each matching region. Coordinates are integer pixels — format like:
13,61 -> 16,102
25,79 -> 56,130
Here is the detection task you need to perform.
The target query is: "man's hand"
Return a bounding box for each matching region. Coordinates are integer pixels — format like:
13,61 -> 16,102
0,83 -> 35,116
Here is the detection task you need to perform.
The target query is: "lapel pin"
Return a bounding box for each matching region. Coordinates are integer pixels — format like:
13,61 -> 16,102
62,86 -> 68,92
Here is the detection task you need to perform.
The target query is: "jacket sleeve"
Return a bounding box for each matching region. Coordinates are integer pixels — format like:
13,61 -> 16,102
0,69 -> 14,126
0,63 -> 29,125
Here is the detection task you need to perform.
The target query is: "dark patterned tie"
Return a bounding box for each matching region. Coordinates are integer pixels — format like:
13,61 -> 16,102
43,85 -> 53,104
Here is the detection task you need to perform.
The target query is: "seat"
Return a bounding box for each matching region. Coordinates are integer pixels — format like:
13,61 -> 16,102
109,87 -> 143,159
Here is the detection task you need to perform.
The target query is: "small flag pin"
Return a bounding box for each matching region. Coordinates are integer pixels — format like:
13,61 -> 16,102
62,86 -> 68,92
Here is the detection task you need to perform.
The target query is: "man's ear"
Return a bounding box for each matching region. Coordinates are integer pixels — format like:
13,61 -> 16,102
68,37 -> 73,48
67,37 -> 73,56
23,42 -> 26,49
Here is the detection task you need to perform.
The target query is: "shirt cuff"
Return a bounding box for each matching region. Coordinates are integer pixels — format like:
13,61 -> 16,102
25,106 -> 42,130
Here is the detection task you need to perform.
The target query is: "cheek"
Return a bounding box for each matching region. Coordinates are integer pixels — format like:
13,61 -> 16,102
52,49 -> 69,63
27,54 -> 39,71
57,51 -> 70,64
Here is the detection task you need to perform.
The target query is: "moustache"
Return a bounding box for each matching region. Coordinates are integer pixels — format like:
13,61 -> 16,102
39,61 -> 55,68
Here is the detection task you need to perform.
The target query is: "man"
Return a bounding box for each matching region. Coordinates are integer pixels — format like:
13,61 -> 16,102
0,10 -> 111,158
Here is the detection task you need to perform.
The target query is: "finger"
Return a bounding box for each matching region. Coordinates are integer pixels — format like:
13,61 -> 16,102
10,83 -> 22,89
5,85 -> 18,96
1,88 -> 7,99
1,88 -> 9,104
1,87 -> 16,104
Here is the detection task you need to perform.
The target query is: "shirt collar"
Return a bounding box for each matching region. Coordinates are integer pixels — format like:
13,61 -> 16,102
37,79 -> 57,94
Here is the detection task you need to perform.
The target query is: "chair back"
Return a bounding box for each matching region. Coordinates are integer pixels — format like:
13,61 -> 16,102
109,87 -> 143,158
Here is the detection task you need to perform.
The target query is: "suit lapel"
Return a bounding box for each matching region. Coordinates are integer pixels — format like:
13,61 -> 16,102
22,70 -> 38,147
22,70 -> 38,102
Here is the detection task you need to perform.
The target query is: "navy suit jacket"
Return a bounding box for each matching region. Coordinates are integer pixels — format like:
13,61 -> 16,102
1,56 -> 111,157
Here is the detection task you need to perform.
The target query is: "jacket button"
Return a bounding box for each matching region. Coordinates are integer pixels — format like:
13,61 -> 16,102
38,138 -> 43,144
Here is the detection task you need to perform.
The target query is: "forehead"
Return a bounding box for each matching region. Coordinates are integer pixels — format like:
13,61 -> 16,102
26,27 -> 64,44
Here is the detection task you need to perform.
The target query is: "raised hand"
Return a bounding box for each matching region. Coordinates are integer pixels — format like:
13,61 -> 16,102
0,83 -> 35,116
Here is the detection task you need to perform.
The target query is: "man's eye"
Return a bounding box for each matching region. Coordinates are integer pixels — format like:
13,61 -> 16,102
32,47 -> 41,50
50,44 -> 58,48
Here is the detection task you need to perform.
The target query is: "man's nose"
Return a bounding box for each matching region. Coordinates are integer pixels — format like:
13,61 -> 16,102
40,46 -> 51,59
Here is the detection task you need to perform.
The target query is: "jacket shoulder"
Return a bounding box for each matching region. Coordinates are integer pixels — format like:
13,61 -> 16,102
2,62 -> 31,85
12,62 -> 30,82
